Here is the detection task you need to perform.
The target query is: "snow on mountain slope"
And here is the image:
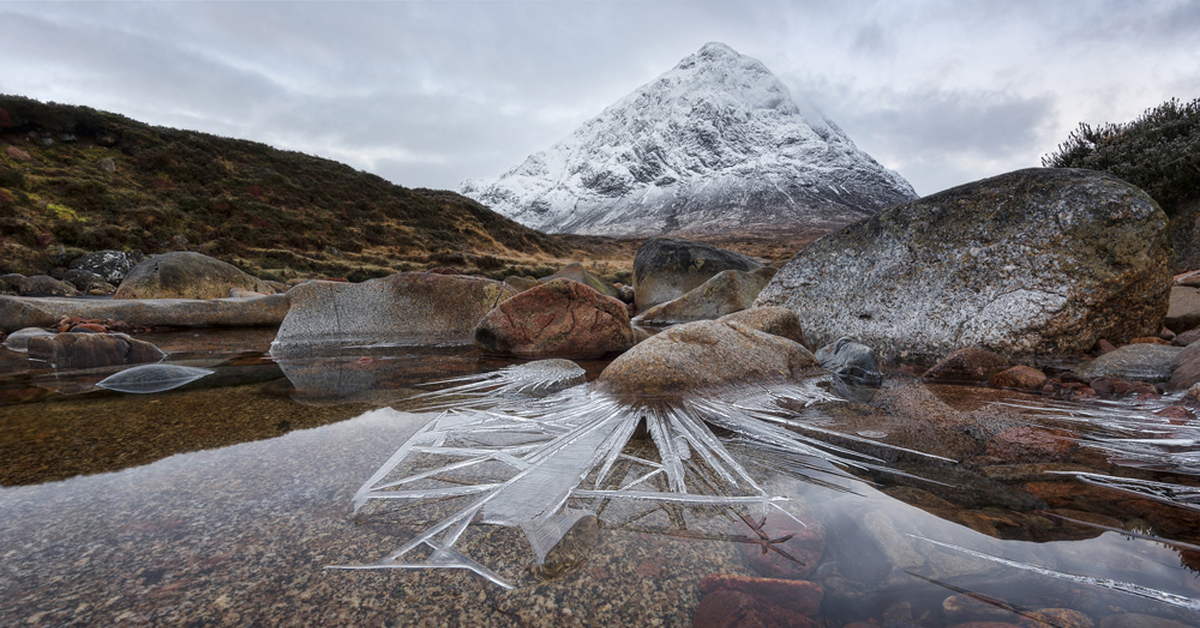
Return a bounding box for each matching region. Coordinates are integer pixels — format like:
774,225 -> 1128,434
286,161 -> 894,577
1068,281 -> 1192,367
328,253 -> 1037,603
460,42 -> 918,237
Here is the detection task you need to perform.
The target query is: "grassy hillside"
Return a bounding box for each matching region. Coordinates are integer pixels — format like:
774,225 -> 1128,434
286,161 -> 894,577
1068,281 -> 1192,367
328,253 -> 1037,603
0,95 -> 575,282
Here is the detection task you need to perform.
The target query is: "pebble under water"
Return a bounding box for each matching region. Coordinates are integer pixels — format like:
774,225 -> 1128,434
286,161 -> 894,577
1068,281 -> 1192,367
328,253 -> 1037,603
1,329 -> 1199,627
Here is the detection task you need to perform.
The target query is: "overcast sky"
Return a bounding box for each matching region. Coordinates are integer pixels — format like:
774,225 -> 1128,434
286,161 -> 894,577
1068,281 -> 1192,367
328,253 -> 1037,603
2,1 -> 1197,197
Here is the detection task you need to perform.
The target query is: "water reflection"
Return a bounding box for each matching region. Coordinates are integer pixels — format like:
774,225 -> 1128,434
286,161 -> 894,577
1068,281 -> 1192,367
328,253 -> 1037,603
0,333 -> 1199,626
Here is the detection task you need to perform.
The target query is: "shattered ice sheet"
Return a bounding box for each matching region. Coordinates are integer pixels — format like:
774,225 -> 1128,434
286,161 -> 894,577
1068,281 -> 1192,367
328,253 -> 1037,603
331,368 -> 948,588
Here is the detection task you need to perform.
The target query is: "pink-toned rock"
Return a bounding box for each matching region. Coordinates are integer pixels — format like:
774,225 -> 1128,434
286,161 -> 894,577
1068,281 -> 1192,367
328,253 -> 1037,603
924,347 -> 1011,383
1017,608 -> 1093,628
987,426 -> 1076,462
699,573 -> 824,617
692,589 -> 820,628
474,278 -> 634,359
989,365 -> 1047,391
1130,336 -> 1172,346
5,145 -> 32,162
734,513 -> 825,580
1094,339 -> 1118,354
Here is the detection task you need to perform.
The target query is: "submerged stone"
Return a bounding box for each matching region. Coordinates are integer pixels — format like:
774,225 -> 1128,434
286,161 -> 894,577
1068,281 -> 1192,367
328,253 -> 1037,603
815,337 -> 882,386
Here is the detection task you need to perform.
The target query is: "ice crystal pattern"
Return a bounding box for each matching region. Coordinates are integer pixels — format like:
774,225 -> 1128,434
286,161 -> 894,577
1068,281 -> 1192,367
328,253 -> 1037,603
331,362 -> 939,588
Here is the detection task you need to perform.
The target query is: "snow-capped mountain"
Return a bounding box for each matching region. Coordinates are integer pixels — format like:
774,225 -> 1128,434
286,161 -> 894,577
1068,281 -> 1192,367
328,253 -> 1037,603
459,42 -> 917,237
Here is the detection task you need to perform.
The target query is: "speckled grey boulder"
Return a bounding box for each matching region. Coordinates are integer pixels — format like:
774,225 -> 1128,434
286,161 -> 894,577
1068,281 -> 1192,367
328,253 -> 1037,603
272,272 -> 517,357
755,168 -> 1174,362
1075,343 -> 1181,383
632,237 -> 762,312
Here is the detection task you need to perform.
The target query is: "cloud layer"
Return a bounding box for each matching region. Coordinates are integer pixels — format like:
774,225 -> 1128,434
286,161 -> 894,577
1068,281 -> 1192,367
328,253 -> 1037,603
2,1 -> 1196,197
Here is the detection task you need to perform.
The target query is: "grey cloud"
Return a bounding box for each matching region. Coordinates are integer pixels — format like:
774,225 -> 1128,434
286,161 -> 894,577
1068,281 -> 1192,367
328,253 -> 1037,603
816,88 -> 1055,195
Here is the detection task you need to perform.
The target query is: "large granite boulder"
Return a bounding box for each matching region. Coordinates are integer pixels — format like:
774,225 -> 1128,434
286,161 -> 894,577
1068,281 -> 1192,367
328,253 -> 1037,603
26,332 -> 165,369
755,169 -> 1174,362
474,278 -> 634,359
114,251 -> 277,300
635,268 -> 776,325
271,272 -> 517,357
598,313 -> 822,398
632,237 -> 762,312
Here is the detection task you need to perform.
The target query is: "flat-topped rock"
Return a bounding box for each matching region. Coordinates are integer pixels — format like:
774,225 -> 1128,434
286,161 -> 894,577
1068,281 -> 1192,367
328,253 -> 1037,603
272,272 -> 516,357
0,294 -> 289,333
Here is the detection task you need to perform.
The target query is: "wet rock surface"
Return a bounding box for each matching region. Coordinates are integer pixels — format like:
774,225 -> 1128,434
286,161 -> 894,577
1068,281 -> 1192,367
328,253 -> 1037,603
924,347 -> 1013,383
815,337 -> 882,386
756,168 -> 1174,362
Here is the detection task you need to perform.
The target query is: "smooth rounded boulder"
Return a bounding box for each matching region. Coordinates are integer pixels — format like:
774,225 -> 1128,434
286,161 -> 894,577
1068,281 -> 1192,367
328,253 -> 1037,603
474,278 -> 634,359
632,237 -> 762,312
635,267 -> 776,325
755,168 -> 1174,362
271,272 -> 517,357
598,314 -> 822,398
115,251 -> 278,300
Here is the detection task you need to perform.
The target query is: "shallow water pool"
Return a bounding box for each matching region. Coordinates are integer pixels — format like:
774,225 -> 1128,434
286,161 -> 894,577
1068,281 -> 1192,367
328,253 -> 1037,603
1,329 -> 1198,627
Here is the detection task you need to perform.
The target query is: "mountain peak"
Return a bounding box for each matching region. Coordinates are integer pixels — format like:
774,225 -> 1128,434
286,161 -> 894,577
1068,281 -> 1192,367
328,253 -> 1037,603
461,45 -> 917,237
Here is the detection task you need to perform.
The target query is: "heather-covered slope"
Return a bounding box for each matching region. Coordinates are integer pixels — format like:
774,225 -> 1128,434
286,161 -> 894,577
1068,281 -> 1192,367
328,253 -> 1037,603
0,95 -> 565,281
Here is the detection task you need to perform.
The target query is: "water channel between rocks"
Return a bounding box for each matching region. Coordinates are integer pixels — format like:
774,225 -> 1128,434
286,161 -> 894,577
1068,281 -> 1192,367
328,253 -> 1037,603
2,328 -> 1200,627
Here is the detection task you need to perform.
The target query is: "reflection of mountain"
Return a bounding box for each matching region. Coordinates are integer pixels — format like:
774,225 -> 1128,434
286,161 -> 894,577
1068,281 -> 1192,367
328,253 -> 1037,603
462,42 -> 917,237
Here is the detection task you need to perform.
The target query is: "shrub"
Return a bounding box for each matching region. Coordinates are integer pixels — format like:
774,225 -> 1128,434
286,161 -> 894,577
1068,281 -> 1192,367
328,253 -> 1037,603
1043,97 -> 1200,215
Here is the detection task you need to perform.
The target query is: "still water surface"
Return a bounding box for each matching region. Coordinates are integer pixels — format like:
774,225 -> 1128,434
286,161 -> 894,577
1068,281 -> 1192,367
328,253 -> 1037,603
1,329 -> 1199,627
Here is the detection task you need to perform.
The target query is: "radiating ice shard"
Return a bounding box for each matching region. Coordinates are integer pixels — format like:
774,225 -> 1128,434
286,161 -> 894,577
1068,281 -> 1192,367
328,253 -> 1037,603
96,364 -> 214,394
909,535 -> 1200,611
333,367 -> 949,587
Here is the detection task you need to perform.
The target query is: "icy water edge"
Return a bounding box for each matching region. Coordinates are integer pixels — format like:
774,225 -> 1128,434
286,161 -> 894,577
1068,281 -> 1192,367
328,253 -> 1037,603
1,329 -> 1200,627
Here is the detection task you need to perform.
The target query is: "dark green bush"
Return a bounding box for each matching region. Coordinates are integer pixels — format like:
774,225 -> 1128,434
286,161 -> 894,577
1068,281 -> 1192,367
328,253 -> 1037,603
1043,97 -> 1200,215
